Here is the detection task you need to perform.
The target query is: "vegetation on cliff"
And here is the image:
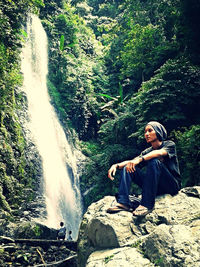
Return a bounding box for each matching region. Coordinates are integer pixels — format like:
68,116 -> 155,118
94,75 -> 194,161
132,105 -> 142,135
0,0 -> 44,212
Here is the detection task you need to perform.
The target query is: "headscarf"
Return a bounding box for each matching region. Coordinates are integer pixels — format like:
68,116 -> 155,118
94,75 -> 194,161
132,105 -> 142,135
146,121 -> 167,141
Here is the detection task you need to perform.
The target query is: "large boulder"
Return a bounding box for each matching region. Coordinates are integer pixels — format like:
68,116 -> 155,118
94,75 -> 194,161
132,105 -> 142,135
77,187 -> 200,267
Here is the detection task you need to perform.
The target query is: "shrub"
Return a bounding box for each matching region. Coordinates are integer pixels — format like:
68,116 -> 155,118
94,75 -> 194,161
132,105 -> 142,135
173,125 -> 200,186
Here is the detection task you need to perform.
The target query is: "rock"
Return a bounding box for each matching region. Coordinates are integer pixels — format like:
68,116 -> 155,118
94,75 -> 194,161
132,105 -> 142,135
142,224 -> 200,267
77,186 -> 200,267
1,219 -> 58,241
77,196 -> 135,266
180,186 -> 200,198
86,247 -> 154,267
23,211 -> 30,216
13,221 -> 58,240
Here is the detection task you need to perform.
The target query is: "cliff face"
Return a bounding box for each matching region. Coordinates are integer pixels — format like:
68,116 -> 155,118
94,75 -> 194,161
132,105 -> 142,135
77,187 -> 200,267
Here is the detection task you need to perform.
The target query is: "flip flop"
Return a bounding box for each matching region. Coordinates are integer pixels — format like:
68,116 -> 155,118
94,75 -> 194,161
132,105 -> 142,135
132,206 -> 153,216
106,204 -> 130,214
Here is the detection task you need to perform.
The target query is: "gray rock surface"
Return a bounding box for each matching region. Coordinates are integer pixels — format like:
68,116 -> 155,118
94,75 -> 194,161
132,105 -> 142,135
77,186 -> 200,267
86,247 -> 154,267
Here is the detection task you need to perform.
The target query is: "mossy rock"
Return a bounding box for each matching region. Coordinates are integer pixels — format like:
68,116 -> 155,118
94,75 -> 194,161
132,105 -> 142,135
14,222 -> 57,240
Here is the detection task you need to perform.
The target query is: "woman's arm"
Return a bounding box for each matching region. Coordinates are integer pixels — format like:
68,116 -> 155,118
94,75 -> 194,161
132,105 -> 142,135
126,148 -> 168,173
142,148 -> 167,161
108,148 -> 168,180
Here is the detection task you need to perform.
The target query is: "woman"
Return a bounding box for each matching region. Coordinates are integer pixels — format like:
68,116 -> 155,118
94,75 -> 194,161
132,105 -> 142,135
107,121 -> 181,216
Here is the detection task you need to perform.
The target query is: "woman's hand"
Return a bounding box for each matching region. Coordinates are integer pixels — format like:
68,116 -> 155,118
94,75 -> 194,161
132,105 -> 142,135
108,157 -> 141,180
126,159 -> 139,173
108,164 -> 118,181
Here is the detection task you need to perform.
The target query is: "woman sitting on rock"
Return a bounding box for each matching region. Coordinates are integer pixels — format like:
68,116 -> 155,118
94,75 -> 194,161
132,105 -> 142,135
107,121 -> 181,216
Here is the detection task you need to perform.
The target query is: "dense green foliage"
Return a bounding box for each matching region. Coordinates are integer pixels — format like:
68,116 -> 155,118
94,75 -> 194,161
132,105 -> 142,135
0,0 -> 200,211
0,0 -> 44,211
173,125 -> 200,187
40,1 -> 108,140
69,0 -> 200,206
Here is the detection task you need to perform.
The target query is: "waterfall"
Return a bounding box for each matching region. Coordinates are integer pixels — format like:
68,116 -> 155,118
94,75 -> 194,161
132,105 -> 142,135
21,14 -> 82,239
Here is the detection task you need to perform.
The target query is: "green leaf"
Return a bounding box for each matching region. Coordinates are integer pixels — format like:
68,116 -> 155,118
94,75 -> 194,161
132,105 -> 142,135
34,0 -> 45,7
59,35 -> 65,51
20,29 -> 28,38
97,93 -> 115,100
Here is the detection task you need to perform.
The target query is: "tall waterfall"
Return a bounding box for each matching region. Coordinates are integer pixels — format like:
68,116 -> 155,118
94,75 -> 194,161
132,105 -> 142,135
21,14 -> 82,239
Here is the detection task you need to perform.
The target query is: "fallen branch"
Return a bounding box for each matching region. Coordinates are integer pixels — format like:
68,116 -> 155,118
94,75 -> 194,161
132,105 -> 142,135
14,239 -> 77,251
36,248 -> 46,266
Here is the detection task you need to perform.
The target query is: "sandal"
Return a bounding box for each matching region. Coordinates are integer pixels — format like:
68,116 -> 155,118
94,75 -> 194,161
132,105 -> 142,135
106,203 -> 130,214
132,205 -> 153,216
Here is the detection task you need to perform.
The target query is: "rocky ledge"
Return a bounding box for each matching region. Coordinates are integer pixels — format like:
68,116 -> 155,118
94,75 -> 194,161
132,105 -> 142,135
77,186 -> 200,267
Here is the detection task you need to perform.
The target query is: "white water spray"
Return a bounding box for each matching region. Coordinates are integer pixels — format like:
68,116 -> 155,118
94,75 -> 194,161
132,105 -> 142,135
21,14 -> 82,239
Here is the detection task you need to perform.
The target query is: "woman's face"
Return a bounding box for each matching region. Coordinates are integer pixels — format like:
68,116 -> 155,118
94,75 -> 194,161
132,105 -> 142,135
144,125 -> 158,143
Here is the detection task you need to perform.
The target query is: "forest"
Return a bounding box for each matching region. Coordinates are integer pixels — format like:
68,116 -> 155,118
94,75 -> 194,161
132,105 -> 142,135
0,0 -> 200,211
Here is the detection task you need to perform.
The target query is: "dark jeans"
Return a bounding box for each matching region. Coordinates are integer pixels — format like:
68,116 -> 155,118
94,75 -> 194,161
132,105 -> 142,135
117,158 -> 180,209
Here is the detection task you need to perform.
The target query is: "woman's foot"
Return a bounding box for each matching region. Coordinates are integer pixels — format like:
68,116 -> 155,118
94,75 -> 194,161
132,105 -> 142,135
107,203 -> 130,213
132,205 -> 153,216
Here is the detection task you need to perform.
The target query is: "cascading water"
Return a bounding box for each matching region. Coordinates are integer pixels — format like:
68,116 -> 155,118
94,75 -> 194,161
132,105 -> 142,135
21,14 -> 82,239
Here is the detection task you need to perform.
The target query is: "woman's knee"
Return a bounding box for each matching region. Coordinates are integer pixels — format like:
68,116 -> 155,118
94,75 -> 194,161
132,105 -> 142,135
122,166 -> 135,181
121,166 -> 131,179
122,166 -> 127,176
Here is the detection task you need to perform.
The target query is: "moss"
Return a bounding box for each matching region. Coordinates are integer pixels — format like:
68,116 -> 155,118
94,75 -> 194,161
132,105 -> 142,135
33,225 -> 42,237
14,222 -> 37,239
104,255 -> 114,264
153,256 -> 165,266
130,240 -> 142,248
0,186 -> 11,212
0,108 -> 39,211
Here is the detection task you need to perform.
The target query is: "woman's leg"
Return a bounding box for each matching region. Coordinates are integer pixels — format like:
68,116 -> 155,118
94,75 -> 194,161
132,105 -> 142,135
156,163 -> 180,196
117,166 -> 144,207
140,158 -> 179,209
117,158 -> 179,210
